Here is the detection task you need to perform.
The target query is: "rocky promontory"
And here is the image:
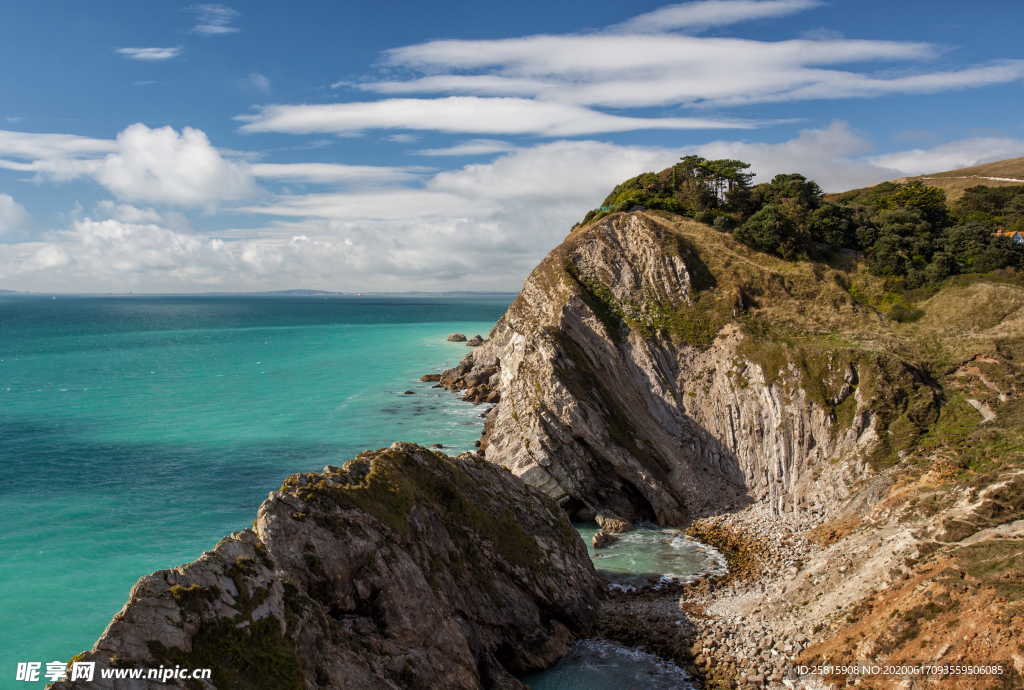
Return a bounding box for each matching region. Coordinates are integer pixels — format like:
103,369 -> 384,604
53,444 -> 602,690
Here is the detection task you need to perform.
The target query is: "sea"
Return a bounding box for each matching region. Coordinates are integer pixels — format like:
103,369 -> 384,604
0,294 -> 509,682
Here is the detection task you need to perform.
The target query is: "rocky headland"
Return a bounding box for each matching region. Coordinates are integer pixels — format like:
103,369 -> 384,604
53,445 -> 602,689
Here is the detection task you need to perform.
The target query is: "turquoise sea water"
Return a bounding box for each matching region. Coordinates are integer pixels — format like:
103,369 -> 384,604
0,294 -> 509,681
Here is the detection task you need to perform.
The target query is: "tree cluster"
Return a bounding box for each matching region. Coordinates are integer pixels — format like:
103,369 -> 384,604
581,155 -> 1024,289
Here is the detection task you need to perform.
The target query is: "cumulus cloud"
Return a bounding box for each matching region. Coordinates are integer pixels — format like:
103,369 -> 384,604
237,96 -> 757,137
115,47 -> 182,61
6,128 -> 1024,293
0,125 -> 255,203
0,194 -> 29,234
693,121 -> 896,191
190,4 -> 240,35
93,124 -> 256,206
612,0 -> 822,33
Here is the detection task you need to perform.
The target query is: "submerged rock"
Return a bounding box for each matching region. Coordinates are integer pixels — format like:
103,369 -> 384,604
53,443 -> 602,690
592,531 -> 619,549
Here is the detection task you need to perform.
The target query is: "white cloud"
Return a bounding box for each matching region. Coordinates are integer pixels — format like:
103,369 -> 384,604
190,4 -> 240,35
693,121 -> 895,191
248,72 -> 271,93
94,124 -> 256,206
416,139 -> 517,156
613,0 -> 822,33
93,201 -> 193,230
237,96 -> 757,137
0,129 -> 115,160
0,194 -> 28,234
251,162 -> 429,185
365,19 -> 1023,110
869,137 -> 1024,177
0,157 -> 103,181
384,133 -> 419,143
8,129 -> 1024,293
115,47 -> 183,61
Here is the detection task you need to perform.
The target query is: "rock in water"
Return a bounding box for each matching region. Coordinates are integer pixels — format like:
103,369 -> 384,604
467,335 -> 485,347
53,443 -> 602,690
419,373 -> 442,382
596,515 -> 634,534
592,530 -> 619,549
447,333 -> 467,342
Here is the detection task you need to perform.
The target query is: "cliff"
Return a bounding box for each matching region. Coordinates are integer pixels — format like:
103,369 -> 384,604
52,444 -> 602,690
442,210 -> 1024,686
443,211 -> 939,525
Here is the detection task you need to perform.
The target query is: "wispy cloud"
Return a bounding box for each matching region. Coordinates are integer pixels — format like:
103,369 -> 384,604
251,162 -> 431,185
237,96 -> 759,137
190,4 -> 240,35
612,0 -> 822,33
0,129 -> 116,160
115,46 -> 182,61
416,139 -> 517,156
248,72 -> 271,93
384,133 -> 419,144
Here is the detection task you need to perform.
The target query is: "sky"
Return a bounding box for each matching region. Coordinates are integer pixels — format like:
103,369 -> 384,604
1,0 -> 1023,293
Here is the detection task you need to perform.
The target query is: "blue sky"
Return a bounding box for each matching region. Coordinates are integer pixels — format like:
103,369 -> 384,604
1,0 -> 1023,292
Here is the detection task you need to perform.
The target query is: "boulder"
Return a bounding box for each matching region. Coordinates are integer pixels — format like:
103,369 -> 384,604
447,333 -> 467,342
419,374 -> 442,382
596,514 -> 635,534
467,335 -> 484,347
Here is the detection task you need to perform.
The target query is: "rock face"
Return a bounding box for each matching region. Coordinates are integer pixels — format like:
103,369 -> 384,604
442,212 -> 939,525
54,444 -> 602,690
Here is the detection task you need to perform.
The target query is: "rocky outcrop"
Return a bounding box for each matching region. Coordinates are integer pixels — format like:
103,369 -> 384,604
447,333 -> 467,342
443,212 -> 939,526
467,335 -> 485,347
53,444 -> 602,690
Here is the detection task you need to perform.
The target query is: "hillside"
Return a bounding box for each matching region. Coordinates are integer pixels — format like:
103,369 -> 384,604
834,156 -> 1024,202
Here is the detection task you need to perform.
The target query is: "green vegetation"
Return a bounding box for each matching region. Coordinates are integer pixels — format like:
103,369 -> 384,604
148,616 -> 303,690
288,450 -> 544,573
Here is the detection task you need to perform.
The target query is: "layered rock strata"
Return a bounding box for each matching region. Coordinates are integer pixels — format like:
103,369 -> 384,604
442,212 -> 937,525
